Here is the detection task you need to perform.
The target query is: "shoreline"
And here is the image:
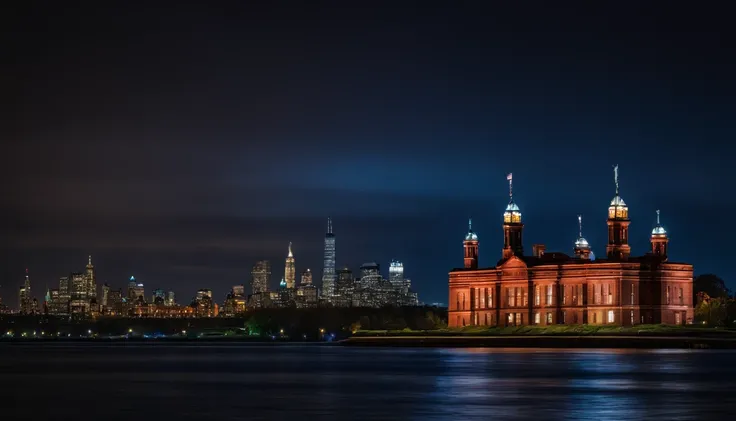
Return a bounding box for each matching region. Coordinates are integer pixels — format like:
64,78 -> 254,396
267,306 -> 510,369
341,335 -> 736,349
2,335 -> 736,349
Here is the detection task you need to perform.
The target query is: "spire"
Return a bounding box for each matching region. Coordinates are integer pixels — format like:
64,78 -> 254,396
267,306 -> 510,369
613,164 -> 619,195
506,173 -> 513,202
468,217 -> 472,231
578,214 -> 583,238
288,242 -> 293,258
656,209 -> 660,225
327,217 -> 332,234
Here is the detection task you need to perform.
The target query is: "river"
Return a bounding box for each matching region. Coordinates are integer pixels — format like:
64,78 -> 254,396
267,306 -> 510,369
0,344 -> 732,420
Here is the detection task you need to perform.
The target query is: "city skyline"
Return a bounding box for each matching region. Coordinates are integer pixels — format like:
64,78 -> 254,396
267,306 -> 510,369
4,3 -> 734,305
4,221 -> 420,306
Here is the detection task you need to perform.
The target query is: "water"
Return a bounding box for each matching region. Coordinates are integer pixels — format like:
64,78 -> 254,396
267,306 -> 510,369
0,344 -> 733,420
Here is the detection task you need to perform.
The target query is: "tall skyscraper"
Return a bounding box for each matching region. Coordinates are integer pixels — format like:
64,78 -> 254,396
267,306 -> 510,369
101,284 -> 110,308
251,261 -> 271,294
284,242 -> 296,289
127,276 -> 144,302
389,260 -> 404,291
18,269 -> 32,314
165,290 -> 176,306
85,255 -> 96,302
58,276 -> 71,315
321,218 -> 336,301
70,272 -> 88,314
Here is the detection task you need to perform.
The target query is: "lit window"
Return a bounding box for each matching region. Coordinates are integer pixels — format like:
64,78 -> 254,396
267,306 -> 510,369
546,312 -> 553,324
630,311 -> 634,325
534,312 -> 540,324
507,288 -> 514,307
516,288 -> 522,308
607,284 -> 612,304
607,310 -> 614,324
546,285 -> 553,305
562,311 -> 566,324
561,285 -> 566,305
630,284 -> 635,305
666,286 -> 670,305
535,285 -> 540,306
675,312 -> 681,325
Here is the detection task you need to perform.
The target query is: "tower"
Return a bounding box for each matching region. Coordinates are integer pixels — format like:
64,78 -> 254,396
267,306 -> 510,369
85,255 -> 96,302
389,260 -> 405,291
251,261 -> 271,294
321,218 -> 336,301
19,269 -> 31,314
284,242 -> 296,288
651,209 -> 669,260
463,218 -> 479,269
502,173 -> 524,259
574,215 -> 591,259
606,165 -> 631,259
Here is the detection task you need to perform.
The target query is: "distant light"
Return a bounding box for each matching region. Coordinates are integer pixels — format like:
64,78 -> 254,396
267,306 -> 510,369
280,329 -> 284,334
182,330 -> 186,335
88,329 -> 92,334
128,328 -> 133,333
130,276 -> 135,281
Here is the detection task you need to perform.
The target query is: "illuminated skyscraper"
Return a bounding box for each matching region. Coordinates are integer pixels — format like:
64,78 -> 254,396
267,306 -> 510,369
165,290 -> 176,306
251,261 -> 271,294
18,269 -> 32,314
389,260 -> 404,291
321,218 -> 336,301
127,276 -> 145,302
85,255 -> 96,302
284,242 -> 296,289
70,272 -> 88,314
101,284 -> 110,308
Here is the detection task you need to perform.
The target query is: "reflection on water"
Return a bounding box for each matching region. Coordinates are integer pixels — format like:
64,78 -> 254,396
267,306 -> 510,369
0,344 -> 732,420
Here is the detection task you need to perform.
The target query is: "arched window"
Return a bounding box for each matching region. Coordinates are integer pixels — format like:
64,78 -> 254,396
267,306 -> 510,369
457,292 -> 466,310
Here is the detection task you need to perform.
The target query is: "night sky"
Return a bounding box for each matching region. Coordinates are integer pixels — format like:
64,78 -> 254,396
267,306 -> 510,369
3,2 -> 734,305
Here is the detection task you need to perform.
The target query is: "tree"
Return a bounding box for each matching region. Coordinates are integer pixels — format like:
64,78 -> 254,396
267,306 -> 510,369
693,274 -> 731,305
695,292 -> 736,326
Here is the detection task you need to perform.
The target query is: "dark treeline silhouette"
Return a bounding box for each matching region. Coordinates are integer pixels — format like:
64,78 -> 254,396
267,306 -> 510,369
0,306 -> 447,340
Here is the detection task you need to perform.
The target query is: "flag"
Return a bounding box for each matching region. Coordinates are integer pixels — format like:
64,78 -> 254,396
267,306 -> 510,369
506,173 -> 512,181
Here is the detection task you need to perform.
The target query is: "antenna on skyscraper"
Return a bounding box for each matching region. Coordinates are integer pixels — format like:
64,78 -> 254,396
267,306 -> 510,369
327,217 -> 332,234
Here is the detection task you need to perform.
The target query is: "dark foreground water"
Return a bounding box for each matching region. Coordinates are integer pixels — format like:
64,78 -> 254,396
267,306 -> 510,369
1,344 -> 734,420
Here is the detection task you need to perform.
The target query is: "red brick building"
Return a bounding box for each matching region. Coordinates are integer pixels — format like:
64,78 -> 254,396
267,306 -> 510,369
448,170 -> 693,328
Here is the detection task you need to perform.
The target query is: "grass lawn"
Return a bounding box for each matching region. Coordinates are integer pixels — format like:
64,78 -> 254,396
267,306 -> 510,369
355,324 -> 736,337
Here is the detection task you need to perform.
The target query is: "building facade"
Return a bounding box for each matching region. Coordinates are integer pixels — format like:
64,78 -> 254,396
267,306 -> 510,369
251,260 -> 271,295
448,170 -> 694,328
321,218 -> 336,302
284,243 -> 296,289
